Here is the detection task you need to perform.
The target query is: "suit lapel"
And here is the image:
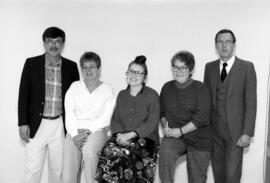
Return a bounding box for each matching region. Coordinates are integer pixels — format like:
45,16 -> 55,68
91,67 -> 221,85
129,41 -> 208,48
227,57 -> 241,98
210,60 -> 220,108
40,54 -> 46,100
61,57 -> 65,93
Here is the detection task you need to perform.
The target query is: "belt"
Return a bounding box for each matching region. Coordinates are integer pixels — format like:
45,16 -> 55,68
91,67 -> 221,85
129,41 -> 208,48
42,115 -> 61,120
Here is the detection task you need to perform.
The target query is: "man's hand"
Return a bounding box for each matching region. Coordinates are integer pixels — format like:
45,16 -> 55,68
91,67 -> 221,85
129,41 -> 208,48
73,132 -> 89,151
19,125 -> 30,143
165,128 -> 182,138
236,134 -> 251,148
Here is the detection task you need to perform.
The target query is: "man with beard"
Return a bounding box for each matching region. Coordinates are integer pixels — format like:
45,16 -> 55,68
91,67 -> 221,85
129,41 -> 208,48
18,27 -> 79,183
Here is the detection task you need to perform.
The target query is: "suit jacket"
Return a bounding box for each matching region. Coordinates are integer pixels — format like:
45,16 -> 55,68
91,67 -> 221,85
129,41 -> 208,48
18,54 -> 79,138
203,56 -> 257,144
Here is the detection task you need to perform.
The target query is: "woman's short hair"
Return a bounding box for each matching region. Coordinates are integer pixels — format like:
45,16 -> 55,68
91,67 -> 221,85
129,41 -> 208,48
79,52 -> 101,68
171,51 -> 195,71
42,27 -> 65,43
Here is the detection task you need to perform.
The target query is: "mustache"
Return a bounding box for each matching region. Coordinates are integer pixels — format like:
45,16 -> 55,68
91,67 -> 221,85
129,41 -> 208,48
49,47 -> 59,51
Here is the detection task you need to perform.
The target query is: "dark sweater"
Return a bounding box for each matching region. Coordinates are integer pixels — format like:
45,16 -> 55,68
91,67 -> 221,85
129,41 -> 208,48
111,86 -> 160,143
160,80 -> 212,151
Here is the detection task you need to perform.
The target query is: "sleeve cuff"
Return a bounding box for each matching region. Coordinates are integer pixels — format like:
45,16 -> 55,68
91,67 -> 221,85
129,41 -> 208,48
191,120 -> 201,128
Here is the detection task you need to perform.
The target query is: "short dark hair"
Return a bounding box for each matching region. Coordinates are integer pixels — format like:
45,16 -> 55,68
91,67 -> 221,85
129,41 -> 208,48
171,51 -> 195,71
42,27 -> 65,43
79,52 -> 101,68
215,29 -> 236,43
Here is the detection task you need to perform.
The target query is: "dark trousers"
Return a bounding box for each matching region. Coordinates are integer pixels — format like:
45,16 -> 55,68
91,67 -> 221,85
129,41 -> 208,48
159,137 -> 210,183
212,126 -> 243,183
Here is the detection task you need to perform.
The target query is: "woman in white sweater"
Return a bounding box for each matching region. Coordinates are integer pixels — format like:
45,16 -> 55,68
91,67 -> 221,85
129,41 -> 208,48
62,52 -> 115,183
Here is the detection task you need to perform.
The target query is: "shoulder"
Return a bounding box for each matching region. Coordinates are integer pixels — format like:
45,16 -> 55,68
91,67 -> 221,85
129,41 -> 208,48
192,80 -> 209,95
205,59 -> 219,67
192,80 -> 207,89
144,86 -> 159,97
62,57 -> 78,67
193,80 -> 204,86
117,89 -> 128,99
26,54 -> 44,61
235,57 -> 254,67
160,80 -> 175,94
100,83 -> 114,95
161,80 -> 175,90
25,54 -> 45,65
67,81 -> 81,91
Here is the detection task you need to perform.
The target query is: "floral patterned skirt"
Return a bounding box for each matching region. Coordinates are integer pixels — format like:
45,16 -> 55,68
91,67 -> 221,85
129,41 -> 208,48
95,136 -> 159,183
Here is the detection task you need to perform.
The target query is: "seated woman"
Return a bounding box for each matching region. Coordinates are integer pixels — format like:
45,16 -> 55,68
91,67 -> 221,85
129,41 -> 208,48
158,51 -> 212,183
62,52 -> 115,183
95,55 -> 160,183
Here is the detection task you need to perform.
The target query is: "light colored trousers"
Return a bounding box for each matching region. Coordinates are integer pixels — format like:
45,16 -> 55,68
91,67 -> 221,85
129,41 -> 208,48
23,117 -> 65,183
62,130 -> 107,183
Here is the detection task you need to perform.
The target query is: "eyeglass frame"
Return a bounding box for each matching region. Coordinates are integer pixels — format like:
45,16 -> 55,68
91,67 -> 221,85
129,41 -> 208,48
126,69 -> 145,77
172,65 -> 190,73
44,38 -> 64,46
81,64 -> 98,72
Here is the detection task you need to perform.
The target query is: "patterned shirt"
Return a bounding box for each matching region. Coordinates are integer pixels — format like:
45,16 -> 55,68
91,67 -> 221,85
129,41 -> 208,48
43,56 -> 62,117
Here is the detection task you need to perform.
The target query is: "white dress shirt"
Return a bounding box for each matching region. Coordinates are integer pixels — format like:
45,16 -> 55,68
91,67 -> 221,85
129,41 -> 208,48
219,55 -> 235,74
65,81 -> 116,137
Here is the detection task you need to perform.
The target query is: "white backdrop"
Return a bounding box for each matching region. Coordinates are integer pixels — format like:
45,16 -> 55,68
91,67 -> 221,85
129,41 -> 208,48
1,0 -> 270,182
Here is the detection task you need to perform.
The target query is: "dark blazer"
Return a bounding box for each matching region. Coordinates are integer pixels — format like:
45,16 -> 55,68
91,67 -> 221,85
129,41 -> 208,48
203,57 -> 257,144
18,54 -> 79,138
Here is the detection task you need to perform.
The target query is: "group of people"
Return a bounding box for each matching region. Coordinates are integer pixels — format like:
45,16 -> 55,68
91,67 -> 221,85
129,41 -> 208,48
18,26 -> 257,183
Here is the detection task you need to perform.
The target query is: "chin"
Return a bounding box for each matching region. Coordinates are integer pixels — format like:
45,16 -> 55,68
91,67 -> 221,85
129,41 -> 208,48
48,52 -> 60,57
129,83 -> 141,87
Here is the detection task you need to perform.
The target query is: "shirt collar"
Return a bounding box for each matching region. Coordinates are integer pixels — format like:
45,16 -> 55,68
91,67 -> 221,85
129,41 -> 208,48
220,55 -> 235,67
126,84 -> 145,95
45,54 -> 62,68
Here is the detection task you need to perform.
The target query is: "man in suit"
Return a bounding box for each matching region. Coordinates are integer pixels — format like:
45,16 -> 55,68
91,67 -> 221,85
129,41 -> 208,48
18,27 -> 79,183
203,29 -> 257,183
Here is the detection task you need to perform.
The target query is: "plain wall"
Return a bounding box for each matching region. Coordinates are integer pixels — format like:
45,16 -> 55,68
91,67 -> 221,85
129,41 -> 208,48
1,0 -> 270,182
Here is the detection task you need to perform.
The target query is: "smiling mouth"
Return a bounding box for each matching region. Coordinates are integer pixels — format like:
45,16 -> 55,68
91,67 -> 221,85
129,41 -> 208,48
50,48 -> 58,52
176,74 -> 185,77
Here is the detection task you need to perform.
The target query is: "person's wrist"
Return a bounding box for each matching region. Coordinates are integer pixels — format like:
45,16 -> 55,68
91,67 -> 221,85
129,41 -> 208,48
179,128 -> 183,136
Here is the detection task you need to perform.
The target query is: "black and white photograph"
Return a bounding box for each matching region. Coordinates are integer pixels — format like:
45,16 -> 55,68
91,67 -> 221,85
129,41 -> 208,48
0,0 -> 270,183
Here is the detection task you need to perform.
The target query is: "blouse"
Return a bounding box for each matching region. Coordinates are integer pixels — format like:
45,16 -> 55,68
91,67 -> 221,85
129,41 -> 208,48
111,86 -> 160,143
65,81 -> 116,137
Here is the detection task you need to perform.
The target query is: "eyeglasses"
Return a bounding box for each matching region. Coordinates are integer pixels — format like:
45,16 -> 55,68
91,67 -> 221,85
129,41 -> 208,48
172,65 -> 189,73
82,65 -> 97,71
126,69 -> 144,77
45,38 -> 63,46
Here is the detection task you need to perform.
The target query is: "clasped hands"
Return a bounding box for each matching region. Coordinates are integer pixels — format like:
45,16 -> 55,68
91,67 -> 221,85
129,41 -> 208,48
73,128 -> 91,151
163,127 -> 182,138
116,132 -> 137,146
161,118 -> 182,138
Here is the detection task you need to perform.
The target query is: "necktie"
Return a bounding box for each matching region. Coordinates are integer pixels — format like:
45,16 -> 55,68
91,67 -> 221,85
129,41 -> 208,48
221,63 -> 228,82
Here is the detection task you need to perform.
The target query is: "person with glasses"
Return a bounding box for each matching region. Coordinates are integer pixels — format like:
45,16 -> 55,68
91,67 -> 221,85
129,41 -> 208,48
62,52 -> 115,183
159,51 -> 212,183
204,29 -> 257,183
95,55 -> 160,183
18,27 -> 79,183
